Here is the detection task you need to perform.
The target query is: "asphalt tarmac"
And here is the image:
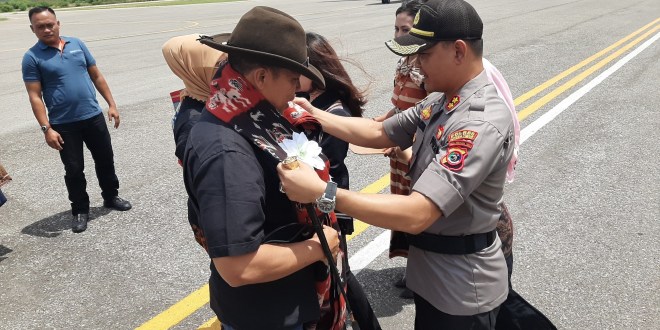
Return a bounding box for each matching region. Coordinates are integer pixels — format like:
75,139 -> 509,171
0,0 -> 658,329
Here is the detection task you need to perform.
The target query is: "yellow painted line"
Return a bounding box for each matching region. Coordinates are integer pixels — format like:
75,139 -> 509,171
197,317 -> 221,330
517,24 -> 659,121
195,174 -> 391,329
347,174 -> 390,241
136,284 -> 210,330
513,17 -> 660,106
143,17 -> 660,330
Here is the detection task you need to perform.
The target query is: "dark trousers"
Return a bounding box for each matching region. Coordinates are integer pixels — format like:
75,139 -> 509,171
414,293 -> 499,330
51,113 -> 119,215
0,188 -> 6,207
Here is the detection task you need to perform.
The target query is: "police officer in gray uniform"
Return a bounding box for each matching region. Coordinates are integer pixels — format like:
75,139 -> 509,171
278,0 -> 513,328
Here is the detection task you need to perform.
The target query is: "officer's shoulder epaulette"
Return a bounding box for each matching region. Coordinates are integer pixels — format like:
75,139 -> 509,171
468,88 -> 486,112
419,92 -> 443,106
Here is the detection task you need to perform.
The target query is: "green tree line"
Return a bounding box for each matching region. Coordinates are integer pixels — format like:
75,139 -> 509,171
0,0 -> 159,13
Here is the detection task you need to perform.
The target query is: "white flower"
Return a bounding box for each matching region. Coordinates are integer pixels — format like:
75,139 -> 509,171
278,132 -> 325,170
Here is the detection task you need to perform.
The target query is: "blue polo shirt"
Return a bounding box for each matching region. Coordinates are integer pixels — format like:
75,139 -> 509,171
22,36 -> 102,124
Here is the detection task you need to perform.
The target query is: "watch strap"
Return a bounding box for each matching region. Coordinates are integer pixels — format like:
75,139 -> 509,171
324,181 -> 337,199
317,181 -> 337,213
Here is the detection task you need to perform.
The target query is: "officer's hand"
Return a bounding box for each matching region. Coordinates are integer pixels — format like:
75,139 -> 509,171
312,225 -> 340,264
277,161 -> 326,204
292,97 -> 318,115
45,129 -> 64,151
108,106 -> 120,129
372,114 -> 387,122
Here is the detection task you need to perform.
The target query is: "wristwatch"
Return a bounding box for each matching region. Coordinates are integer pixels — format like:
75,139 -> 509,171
316,181 -> 338,214
40,125 -> 49,134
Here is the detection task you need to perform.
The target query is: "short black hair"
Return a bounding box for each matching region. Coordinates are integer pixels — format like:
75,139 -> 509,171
466,39 -> 483,57
28,6 -> 55,21
396,0 -> 423,17
439,39 -> 484,57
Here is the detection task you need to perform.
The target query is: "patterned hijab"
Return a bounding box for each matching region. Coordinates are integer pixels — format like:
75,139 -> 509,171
162,34 -> 227,102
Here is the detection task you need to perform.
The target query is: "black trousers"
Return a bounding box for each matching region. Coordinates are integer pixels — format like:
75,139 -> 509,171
414,293 -> 499,330
51,113 -> 119,215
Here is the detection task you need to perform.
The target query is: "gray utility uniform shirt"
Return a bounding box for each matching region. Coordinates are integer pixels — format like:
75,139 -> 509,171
383,70 -> 514,316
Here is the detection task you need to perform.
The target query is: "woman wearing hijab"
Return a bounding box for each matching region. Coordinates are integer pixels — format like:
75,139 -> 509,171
162,34 -> 226,161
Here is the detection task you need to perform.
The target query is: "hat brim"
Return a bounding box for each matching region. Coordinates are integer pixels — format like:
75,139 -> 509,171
385,33 -> 436,56
199,34 -> 325,89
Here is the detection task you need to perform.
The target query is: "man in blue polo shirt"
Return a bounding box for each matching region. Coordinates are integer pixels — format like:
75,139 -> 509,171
22,6 -> 131,233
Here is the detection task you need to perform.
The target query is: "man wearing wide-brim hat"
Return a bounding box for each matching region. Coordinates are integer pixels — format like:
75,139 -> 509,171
181,6 -> 346,330
280,0 -> 516,329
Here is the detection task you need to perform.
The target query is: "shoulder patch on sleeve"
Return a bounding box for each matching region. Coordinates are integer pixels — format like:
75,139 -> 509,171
440,130 -> 478,171
440,147 -> 468,171
447,130 -> 478,142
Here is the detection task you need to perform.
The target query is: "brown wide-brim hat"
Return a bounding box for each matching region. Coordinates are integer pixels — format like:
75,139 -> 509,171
199,6 -> 325,88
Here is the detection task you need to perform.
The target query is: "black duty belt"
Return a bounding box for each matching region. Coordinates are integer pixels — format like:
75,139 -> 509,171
407,229 -> 497,255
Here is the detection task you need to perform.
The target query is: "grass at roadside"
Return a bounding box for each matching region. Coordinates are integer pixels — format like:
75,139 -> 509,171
63,0 -> 237,10
0,0 -> 237,13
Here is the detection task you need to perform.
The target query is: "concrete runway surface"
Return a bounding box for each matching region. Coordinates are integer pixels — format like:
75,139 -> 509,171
0,0 -> 658,329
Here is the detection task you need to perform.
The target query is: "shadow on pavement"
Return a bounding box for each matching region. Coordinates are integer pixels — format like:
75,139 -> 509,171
21,206 -> 111,238
355,266 -> 414,318
0,244 -> 12,262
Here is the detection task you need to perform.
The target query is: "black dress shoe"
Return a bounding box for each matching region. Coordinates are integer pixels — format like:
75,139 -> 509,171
399,287 -> 414,299
72,213 -> 88,233
103,196 -> 132,211
394,274 -> 407,288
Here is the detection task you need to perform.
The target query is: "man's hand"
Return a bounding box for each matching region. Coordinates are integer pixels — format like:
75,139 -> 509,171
384,146 -> 413,161
311,225 -> 340,264
45,129 -> 64,151
108,106 -> 120,129
277,161 -> 327,204
383,147 -> 398,158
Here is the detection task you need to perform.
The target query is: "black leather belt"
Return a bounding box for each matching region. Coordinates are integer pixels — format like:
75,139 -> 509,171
407,229 -> 497,255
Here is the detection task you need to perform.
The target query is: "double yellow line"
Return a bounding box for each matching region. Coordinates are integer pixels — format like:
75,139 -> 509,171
136,17 -> 659,330
515,18 -> 659,120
